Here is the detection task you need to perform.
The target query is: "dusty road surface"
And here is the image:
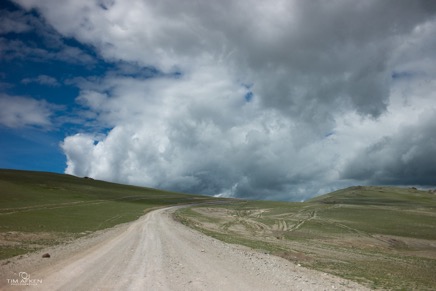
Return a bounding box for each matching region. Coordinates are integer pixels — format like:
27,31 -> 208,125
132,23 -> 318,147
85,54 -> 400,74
1,207 -> 370,290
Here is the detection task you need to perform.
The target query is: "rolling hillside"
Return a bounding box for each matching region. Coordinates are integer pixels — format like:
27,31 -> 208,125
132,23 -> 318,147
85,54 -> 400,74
2,170 -> 436,289
308,185 -> 436,207
0,169 -> 220,260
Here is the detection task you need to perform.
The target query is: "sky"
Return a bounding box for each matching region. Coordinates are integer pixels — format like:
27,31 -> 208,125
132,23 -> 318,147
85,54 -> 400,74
1,0 -> 436,201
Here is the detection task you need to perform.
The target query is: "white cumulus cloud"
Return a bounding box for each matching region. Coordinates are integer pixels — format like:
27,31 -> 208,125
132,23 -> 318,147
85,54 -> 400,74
14,0 -> 436,199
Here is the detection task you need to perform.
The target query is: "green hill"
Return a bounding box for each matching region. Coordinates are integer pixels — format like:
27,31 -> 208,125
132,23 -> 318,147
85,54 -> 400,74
3,170 -> 436,289
308,185 -> 436,208
0,169 -> 220,260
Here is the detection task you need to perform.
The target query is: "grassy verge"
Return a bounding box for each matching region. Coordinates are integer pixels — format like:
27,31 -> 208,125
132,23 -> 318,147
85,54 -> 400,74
0,169 -> 222,260
175,186 -> 436,290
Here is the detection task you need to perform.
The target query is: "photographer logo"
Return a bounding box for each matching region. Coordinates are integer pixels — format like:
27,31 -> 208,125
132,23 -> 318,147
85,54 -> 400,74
7,272 -> 42,286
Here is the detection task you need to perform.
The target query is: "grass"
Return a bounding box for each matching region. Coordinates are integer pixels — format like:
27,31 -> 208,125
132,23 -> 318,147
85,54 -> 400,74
0,169 -> 222,260
3,169 -> 436,289
175,186 -> 436,290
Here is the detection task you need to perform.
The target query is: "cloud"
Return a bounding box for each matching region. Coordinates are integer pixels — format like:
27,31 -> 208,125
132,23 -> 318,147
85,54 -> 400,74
14,0 -> 436,119
342,114 -> 436,186
21,75 -> 60,86
61,133 -> 98,177
0,9 -> 33,34
0,37 -> 95,65
0,94 -> 54,128
0,4 -> 95,65
61,63 -> 417,200
341,81 -> 436,186
15,0 -> 436,199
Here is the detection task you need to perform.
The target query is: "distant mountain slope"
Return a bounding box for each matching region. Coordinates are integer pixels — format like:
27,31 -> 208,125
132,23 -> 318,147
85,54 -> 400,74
307,185 -> 436,208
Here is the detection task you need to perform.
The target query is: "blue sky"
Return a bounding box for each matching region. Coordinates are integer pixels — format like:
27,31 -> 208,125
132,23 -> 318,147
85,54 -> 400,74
1,0 -> 436,200
1,1 -> 100,171
0,0 -> 161,172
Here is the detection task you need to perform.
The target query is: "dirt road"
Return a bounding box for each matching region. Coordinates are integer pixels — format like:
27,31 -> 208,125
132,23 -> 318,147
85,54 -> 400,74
1,207 -> 369,290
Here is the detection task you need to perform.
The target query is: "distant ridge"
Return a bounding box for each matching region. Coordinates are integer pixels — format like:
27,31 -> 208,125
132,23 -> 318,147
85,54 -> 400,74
308,185 -> 436,207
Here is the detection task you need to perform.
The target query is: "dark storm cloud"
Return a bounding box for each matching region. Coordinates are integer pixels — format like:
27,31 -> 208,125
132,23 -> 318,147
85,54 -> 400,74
342,113 -> 436,186
241,0 -> 436,120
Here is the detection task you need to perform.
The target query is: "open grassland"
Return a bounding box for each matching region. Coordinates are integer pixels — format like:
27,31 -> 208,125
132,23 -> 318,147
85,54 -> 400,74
0,169 -> 221,260
175,186 -> 436,290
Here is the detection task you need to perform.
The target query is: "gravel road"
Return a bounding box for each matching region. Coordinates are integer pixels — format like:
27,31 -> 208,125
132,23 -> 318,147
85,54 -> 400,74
0,207 -> 370,290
